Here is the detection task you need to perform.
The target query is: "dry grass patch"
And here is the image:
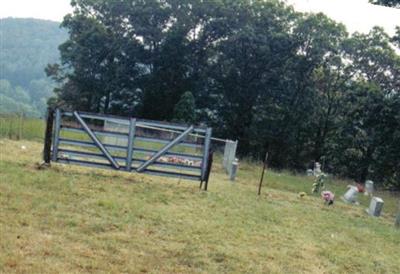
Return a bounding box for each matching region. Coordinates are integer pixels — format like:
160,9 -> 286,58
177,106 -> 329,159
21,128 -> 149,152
1,139 -> 399,273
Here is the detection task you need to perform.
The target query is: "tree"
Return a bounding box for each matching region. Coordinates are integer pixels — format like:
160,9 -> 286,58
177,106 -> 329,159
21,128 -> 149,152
47,0 -> 400,189
370,0 -> 400,8
172,91 -> 196,124
328,28 -> 400,186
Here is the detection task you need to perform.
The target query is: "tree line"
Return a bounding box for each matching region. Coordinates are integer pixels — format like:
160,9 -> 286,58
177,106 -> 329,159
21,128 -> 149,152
47,0 -> 400,189
0,18 -> 67,117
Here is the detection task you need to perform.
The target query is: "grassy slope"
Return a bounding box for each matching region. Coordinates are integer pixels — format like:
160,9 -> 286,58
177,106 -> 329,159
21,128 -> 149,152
0,139 -> 399,274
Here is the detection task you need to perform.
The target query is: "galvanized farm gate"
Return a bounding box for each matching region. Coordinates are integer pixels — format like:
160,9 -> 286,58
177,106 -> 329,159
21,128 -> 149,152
43,109 -> 213,190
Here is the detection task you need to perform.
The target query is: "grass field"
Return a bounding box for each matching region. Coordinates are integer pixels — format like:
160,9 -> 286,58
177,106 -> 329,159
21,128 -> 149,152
0,114 -> 45,141
1,138 -> 399,273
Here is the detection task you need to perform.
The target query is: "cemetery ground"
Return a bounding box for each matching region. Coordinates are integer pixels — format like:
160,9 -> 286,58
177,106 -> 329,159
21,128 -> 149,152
1,139 -> 399,273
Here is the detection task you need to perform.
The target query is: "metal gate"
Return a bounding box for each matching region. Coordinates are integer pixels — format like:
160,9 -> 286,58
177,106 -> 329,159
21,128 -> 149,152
43,109 -> 213,190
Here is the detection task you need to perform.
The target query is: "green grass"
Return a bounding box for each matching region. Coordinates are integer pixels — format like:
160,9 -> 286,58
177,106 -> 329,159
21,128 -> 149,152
0,139 -> 399,273
239,158 -> 400,217
0,115 -> 45,141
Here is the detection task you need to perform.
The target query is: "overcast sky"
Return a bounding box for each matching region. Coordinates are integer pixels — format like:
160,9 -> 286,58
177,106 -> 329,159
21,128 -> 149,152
0,0 -> 399,35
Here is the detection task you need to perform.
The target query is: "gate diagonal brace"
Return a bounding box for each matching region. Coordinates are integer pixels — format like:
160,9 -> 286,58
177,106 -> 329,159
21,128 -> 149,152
73,111 -> 120,170
136,126 -> 194,172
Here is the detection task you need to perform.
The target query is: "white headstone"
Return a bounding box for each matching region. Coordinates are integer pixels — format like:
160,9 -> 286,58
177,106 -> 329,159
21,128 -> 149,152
306,169 -> 314,176
343,186 -> 359,204
365,180 -> 374,195
314,162 -> 322,176
223,140 -> 238,176
229,159 -> 239,181
367,197 -> 384,217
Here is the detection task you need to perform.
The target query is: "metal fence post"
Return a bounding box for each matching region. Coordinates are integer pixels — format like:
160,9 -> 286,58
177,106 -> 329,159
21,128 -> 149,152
43,107 -> 54,163
222,139 -> 229,169
51,108 -> 61,162
126,118 -> 136,171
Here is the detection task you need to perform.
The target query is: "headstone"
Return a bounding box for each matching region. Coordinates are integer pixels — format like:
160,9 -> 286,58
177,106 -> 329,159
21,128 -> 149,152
365,180 -> 374,195
306,169 -> 314,176
366,197 -> 384,217
343,186 -> 359,204
229,159 -> 239,181
313,162 -> 322,176
223,140 -> 238,176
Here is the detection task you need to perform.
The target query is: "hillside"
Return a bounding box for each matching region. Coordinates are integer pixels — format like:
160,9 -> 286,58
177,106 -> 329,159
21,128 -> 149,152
1,138 -> 399,273
0,18 -> 67,117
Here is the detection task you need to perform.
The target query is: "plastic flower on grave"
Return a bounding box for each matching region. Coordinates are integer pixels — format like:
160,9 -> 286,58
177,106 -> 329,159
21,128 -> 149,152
312,173 -> 327,194
321,191 -> 335,205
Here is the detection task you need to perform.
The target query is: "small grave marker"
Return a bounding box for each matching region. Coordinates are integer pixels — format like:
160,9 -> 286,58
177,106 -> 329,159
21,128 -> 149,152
365,180 -> 374,195
366,197 -> 384,217
229,159 -> 238,181
342,186 -> 359,204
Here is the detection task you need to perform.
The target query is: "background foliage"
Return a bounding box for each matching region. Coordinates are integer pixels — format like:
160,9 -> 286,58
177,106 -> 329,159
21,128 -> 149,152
370,0 -> 400,8
1,1 -> 398,189
0,18 -> 67,117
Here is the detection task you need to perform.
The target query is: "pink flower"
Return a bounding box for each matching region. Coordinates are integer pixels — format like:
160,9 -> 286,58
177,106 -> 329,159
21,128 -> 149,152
321,191 -> 335,205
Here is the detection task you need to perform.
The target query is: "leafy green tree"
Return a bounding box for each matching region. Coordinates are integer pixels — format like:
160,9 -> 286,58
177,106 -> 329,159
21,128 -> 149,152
172,91 -> 196,124
370,0 -> 400,8
329,28 -> 400,185
46,0 -> 400,189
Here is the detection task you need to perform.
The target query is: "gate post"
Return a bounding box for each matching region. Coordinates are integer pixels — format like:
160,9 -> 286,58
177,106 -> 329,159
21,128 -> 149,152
51,108 -> 61,162
43,107 -> 54,164
201,127 -> 212,189
126,118 -> 136,171
204,150 -> 214,191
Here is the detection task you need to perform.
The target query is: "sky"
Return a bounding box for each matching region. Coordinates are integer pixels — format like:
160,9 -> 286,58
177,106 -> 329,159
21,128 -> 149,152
0,0 -> 399,35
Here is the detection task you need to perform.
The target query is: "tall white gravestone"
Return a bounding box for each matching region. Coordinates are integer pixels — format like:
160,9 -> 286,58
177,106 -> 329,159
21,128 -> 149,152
313,162 -> 322,176
230,159 -> 239,181
367,197 -> 384,217
365,180 -> 374,195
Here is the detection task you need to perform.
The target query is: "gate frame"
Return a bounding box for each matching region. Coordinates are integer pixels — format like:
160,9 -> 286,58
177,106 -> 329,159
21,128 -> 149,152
43,108 -> 213,190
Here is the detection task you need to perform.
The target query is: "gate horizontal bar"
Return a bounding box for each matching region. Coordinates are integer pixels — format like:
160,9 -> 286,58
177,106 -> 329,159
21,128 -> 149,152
58,149 -> 202,172
59,138 -> 127,151
58,138 -> 203,160
131,147 -> 203,160
61,126 -> 203,148
56,158 -> 201,181
62,125 -> 128,137
62,111 -> 207,133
